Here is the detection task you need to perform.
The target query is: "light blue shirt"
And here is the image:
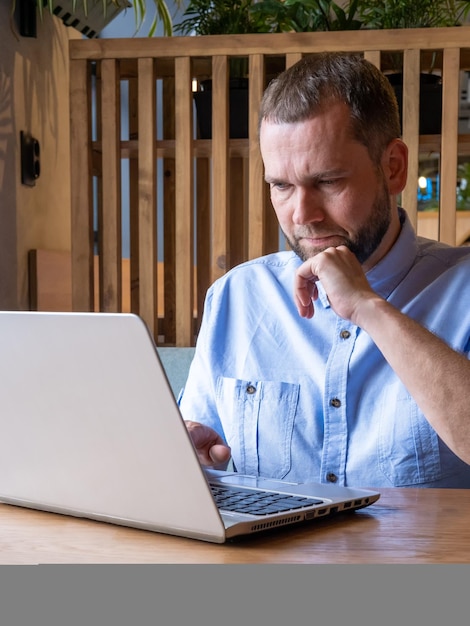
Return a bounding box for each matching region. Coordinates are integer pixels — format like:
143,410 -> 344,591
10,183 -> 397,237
179,210 -> 470,488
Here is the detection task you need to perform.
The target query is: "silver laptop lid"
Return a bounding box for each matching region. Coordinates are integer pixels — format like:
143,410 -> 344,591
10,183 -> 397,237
0,311 -> 226,542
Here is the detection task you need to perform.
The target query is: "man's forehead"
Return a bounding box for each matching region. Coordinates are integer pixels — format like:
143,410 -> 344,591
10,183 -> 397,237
260,103 -> 353,134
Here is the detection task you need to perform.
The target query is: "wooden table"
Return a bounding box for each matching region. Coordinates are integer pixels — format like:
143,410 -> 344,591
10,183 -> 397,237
1,487 -> 469,563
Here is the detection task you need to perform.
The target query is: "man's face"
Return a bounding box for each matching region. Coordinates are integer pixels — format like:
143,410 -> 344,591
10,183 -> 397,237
260,103 -> 398,269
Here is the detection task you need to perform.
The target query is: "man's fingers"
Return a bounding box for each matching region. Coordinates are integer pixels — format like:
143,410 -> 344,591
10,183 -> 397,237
185,421 -> 231,467
294,260 -> 319,317
209,444 -> 232,465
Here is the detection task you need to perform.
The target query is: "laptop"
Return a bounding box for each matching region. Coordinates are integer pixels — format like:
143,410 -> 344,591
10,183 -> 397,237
0,311 -> 380,543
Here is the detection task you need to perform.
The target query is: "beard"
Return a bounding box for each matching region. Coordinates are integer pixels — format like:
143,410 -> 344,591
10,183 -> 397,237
283,177 -> 392,265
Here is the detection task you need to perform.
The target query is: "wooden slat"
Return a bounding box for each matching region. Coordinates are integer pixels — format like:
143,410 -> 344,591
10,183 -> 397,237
285,52 -> 302,69
174,56 -> 194,346
102,139 -> 250,159
211,55 -> 230,283
138,58 -> 158,337
439,48 -> 460,245
100,58 -> 122,311
248,53 -> 266,259
162,75 -> 177,344
29,249 -> 72,312
70,59 -> 94,311
264,183 -> 279,254
229,157 -> 247,268
108,135 -> 470,160
364,50 -> 381,68
401,48 -> 421,229
128,75 -> 140,313
196,156 -> 211,333
70,28 -> 470,62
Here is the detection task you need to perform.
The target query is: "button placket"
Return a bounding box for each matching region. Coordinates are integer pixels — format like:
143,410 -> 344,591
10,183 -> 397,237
320,317 -> 358,485
239,381 -> 260,476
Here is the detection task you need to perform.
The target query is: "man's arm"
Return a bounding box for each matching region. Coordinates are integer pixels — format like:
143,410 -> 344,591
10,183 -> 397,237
295,245 -> 470,464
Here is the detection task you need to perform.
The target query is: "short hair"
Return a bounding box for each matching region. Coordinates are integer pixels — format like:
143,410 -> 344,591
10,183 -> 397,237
259,52 -> 401,163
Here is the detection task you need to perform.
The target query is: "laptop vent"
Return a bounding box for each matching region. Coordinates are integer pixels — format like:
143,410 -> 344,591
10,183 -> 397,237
250,514 -> 302,532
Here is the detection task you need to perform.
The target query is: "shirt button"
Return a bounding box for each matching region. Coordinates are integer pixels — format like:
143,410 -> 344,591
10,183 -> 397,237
246,385 -> 256,395
330,397 -> 341,408
326,473 -> 338,483
340,330 -> 351,339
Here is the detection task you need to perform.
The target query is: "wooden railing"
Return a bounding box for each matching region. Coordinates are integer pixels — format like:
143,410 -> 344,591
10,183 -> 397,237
69,27 -> 470,345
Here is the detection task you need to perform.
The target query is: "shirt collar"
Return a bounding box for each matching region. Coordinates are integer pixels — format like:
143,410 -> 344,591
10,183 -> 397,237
365,208 -> 419,300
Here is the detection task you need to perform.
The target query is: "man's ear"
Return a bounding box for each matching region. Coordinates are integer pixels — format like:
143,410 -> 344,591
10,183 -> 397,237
382,138 -> 408,195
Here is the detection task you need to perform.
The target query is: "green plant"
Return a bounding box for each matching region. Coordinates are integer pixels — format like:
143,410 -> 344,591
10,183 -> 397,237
175,0 -> 470,39
17,0 -> 181,36
175,0 -> 363,35
356,0 -> 470,30
250,0 -> 363,32
174,0 -> 267,35
457,161 -> 470,210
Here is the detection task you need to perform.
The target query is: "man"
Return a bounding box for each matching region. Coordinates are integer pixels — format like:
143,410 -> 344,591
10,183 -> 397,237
179,52 -> 470,488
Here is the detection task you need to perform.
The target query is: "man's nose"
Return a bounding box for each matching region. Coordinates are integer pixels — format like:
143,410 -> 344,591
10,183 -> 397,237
292,188 -> 325,225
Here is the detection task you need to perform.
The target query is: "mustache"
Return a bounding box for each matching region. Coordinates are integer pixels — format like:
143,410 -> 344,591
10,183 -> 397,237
292,227 -> 349,240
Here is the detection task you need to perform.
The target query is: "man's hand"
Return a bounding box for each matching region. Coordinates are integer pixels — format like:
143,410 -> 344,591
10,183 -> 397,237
185,420 -> 232,469
294,245 -> 377,324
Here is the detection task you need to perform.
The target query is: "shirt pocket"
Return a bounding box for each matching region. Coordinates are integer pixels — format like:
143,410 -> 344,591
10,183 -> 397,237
377,384 -> 442,486
216,377 -> 300,479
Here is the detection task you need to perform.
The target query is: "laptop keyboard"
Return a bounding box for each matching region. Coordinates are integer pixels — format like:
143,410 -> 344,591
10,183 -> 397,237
210,484 -> 324,516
